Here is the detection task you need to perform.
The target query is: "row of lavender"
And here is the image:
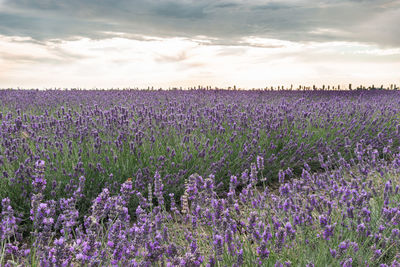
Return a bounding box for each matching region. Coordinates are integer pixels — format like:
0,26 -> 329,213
1,143 -> 400,265
1,89 -> 399,220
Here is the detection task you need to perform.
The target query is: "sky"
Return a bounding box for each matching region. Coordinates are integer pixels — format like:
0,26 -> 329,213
0,0 -> 399,89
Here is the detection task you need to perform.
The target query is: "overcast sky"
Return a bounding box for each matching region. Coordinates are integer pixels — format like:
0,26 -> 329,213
1,0 -> 399,89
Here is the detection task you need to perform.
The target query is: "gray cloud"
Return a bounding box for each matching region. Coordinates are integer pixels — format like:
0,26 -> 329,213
153,2 -> 208,19
155,51 -> 189,63
0,51 -> 63,64
0,0 -> 399,47
251,2 -> 296,10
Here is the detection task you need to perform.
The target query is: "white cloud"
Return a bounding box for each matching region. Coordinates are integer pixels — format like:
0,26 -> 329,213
0,34 -> 399,89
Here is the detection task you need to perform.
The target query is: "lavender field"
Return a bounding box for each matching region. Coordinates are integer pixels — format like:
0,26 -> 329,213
1,89 -> 400,266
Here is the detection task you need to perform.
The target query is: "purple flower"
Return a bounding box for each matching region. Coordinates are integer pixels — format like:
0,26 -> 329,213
341,258 -> 353,267
323,224 -> 335,240
153,171 -> 164,206
278,170 -> 285,184
1,198 -> 18,240
236,248 -> 243,266
257,156 -> 264,171
213,234 -> 223,260
357,223 -> 366,236
275,227 -> 286,250
330,248 -> 337,258
257,241 -> 270,260
338,240 -> 350,253
319,215 -> 328,227
374,249 -> 382,259
32,160 -> 47,193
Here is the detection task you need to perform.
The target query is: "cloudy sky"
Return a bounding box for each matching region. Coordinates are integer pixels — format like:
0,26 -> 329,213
0,0 -> 399,89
